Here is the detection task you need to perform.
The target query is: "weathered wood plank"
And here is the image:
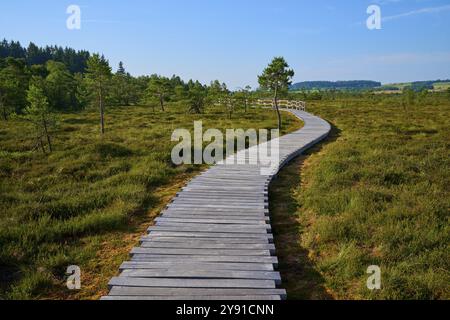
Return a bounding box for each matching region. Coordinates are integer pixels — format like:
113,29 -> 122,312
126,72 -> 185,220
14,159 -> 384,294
162,210 -> 269,217
164,208 -> 269,214
119,269 -> 282,284
145,232 -> 274,241
154,221 -> 270,229
120,261 -> 275,271
131,247 -> 272,256
107,286 -> 286,298
101,295 -> 282,300
155,217 -> 269,225
130,254 -> 279,265
108,277 -> 276,289
150,224 -> 271,233
147,226 -> 270,235
139,242 -> 275,251
141,237 -> 271,245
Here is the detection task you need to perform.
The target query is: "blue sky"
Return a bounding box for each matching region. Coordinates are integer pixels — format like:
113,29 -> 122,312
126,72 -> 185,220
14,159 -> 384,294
1,0 -> 450,89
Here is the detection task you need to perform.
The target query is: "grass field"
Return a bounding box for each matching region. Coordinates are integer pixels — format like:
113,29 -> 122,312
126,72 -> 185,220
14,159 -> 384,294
0,104 -> 302,299
380,81 -> 450,92
271,94 -> 450,300
381,83 -> 410,90
433,82 -> 450,91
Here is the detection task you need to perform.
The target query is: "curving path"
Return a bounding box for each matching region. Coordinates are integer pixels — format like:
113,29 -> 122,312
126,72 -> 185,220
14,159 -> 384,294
101,109 -> 331,300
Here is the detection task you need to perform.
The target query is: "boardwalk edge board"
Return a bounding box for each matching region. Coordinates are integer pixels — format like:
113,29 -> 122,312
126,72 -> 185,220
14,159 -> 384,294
102,109 -> 331,301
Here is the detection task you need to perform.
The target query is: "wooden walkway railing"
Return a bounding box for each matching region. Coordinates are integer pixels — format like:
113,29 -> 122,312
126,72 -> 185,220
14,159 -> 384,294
254,99 -> 307,111
101,109 -> 330,300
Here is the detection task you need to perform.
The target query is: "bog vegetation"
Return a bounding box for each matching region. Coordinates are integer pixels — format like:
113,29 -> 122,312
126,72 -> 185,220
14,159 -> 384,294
271,92 -> 449,300
0,104 -> 301,299
1,39 -> 448,300
0,40 -> 302,299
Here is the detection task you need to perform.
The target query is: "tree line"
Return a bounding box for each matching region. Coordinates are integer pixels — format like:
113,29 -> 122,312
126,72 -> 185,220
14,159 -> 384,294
290,80 -> 381,91
3,39 -> 448,153
1,40 -> 272,154
0,39 -> 90,74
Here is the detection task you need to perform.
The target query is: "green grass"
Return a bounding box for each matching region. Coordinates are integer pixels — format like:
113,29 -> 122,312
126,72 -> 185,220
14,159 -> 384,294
381,83 -> 409,90
380,82 -> 450,92
433,82 -> 450,91
0,104 -> 302,299
271,93 -> 449,300
270,156 -> 333,300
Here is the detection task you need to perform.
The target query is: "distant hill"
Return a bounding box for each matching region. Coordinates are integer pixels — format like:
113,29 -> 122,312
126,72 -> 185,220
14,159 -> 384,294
290,80 -> 381,91
290,79 -> 450,92
379,80 -> 450,92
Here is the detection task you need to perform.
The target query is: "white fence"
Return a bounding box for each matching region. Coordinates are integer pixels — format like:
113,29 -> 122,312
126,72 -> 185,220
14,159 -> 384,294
214,98 -> 307,112
254,99 -> 307,111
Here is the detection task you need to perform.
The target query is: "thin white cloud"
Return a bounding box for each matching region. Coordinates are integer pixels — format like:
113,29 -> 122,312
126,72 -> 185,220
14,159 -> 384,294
383,4 -> 450,21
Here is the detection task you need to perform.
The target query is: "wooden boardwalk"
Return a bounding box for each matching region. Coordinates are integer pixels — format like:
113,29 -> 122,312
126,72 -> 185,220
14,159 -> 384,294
102,110 -> 330,300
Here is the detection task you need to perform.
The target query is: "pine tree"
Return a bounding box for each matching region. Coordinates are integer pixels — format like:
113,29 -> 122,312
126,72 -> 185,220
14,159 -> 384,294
117,61 -> 126,75
0,57 -> 29,115
25,81 -> 56,153
258,57 -> 294,130
74,73 -> 90,110
110,61 -> 135,106
186,82 -> 210,114
235,85 -> 252,113
85,54 -> 112,134
146,76 -> 172,112
45,60 -> 76,110
0,67 -> 19,120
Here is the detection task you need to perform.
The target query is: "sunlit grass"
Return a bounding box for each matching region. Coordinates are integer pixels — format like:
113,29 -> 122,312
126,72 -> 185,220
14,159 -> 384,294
272,94 -> 449,299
